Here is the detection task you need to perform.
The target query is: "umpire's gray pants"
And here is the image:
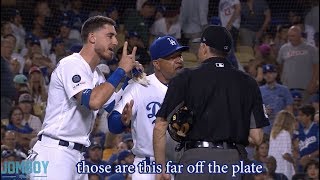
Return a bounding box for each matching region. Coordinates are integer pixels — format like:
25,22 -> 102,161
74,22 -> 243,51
175,148 -> 242,180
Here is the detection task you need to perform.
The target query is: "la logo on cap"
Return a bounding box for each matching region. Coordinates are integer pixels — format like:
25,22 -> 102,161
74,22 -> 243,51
167,38 -> 176,46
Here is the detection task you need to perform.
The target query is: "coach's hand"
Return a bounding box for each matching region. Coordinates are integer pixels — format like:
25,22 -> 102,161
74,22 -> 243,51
121,100 -> 134,126
118,41 -> 137,73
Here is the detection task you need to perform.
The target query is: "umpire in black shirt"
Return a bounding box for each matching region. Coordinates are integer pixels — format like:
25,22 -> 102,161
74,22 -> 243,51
153,25 -> 270,180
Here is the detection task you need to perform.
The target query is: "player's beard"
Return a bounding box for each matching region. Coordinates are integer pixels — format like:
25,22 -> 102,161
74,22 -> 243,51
96,46 -> 114,61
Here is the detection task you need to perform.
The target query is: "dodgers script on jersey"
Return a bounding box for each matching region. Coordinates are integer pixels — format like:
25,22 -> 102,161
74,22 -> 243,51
38,53 -> 114,147
114,74 -> 167,157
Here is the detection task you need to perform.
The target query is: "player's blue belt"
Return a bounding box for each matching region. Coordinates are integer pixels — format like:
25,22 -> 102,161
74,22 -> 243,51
184,141 -> 237,151
38,135 -> 87,152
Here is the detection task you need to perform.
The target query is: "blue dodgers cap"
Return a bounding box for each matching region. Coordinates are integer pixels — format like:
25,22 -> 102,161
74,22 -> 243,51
291,90 -> 302,100
118,150 -> 131,162
262,64 -> 277,73
149,35 -> 189,60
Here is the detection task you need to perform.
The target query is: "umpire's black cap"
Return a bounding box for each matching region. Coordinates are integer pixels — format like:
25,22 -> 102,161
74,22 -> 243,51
193,25 -> 232,53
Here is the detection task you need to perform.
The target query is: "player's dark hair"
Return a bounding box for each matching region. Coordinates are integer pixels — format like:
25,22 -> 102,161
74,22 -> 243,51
81,15 -> 116,43
298,104 -> 316,121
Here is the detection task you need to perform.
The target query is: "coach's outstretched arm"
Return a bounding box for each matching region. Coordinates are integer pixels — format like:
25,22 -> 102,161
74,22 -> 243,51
74,42 -> 137,110
108,100 -> 133,134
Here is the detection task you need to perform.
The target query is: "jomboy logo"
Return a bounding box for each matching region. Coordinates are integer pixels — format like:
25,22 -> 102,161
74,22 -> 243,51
1,160 -> 48,178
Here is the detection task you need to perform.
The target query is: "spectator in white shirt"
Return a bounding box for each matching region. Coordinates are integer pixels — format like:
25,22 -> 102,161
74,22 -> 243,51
150,8 -> 181,40
268,110 -> 296,180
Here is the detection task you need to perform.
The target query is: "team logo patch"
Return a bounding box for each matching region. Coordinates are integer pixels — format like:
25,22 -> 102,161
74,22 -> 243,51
72,75 -> 81,83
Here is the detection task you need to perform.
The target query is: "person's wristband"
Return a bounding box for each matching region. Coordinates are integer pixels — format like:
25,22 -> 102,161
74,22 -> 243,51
107,68 -> 126,88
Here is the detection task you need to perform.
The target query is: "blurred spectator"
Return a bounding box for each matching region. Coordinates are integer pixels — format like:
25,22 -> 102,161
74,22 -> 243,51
136,0 -> 148,11
219,0 -> 241,51
180,0 -> 208,53
273,24 -> 290,56
122,133 -> 134,150
268,110 -> 296,179
13,74 -> 29,92
304,159 -> 319,179
150,7 -> 181,39
2,131 -> 18,151
28,66 -> 48,119
239,0 -> 271,48
85,142 -> 111,179
1,38 -> 17,119
48,38 -> 67,65
253,138 -> 269,165
265,156 -> 289,180
107,56 -> 119,75
277,26 -> 319,102
123,0 -> 156,45
126,31 -> 145,49
287,9 -> 316,46
117,142 -> 129,153
244,58 -> 264,84
97,63 -> 110,79
23,37 -> 47,73
1,21 -> 13,39
67,43 -> 82,55
25,52 -> 54,80
6,106 -> 33,134
118,150 -> 134,164
18,93 -> 42,133
291,90 -> 303,116
4,34 -> 26,74
103,133 -> 122,161
244,59 -> 263,84
257,43 -> 277,65
9,57 -> 20,75
154,5 -> 166,21
34,1 -> 51,18
8,9 -> 26,53
31,15 -> 48,40
305,1 -> 319,34
105,6 -> 119,23
260,64 -> 294,134
65,0 -> 88,32
90,115 -> 106,149
56,17 -> 81,50
295,105 -> 318,169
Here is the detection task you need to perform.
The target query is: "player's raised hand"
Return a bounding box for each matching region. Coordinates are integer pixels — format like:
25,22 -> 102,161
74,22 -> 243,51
121,100 -> 134,126
118,41 -> 137,73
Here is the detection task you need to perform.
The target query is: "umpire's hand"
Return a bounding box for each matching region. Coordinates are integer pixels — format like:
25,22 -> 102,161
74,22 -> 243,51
118,41 -> 137,73
121,100 -> 134,126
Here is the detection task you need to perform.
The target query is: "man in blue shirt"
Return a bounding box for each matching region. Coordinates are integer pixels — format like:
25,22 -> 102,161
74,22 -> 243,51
260,64 -> 294,134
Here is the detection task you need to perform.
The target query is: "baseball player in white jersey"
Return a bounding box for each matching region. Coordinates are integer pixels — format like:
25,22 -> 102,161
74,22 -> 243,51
108,36 -> 189,180
29,16 -> 138,180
